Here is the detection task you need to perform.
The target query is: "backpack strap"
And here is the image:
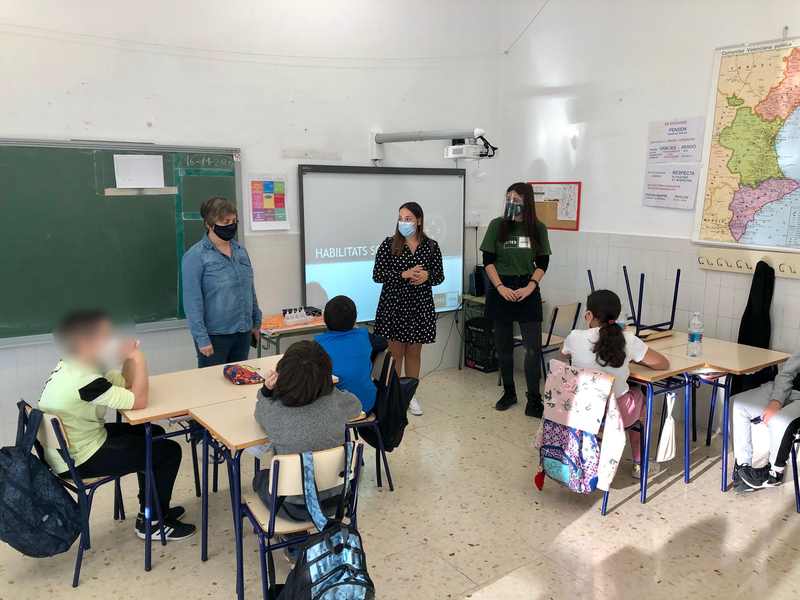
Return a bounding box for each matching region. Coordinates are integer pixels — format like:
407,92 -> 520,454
300,451 -> 330,533
334,441 -> 354,521
18,406 -> 44,455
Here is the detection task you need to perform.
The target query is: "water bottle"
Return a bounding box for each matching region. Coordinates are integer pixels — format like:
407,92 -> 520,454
687,312 -> 703,357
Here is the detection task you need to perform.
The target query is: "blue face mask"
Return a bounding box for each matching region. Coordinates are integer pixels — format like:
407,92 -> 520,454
398,221 -> 417,238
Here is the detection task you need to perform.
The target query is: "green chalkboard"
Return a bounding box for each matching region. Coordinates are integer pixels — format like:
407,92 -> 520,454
0,142 -> 239,339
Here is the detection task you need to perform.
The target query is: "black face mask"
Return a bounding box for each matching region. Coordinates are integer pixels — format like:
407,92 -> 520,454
213,222 -> 237,241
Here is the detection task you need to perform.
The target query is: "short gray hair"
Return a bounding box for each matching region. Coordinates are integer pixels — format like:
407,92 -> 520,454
200,196 -> 237,227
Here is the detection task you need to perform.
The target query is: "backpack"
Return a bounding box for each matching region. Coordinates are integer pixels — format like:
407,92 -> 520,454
534,360 -> 614,495
278,444 -> 375,600
0,403 -> 82,557
359,353 -> 417,453
538,420 -> 601,494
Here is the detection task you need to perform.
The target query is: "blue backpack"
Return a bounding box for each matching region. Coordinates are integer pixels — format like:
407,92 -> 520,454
277,443 -> 374,600
0,403 -> 82,557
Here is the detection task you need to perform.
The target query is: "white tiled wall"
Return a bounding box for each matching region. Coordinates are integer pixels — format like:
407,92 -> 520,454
541,231 -> 800,353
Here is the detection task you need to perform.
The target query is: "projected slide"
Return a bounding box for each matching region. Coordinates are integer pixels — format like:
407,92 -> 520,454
301,167 -> 464,323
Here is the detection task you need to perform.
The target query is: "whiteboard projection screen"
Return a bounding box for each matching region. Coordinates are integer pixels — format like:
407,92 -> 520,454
299,165 -> 465,323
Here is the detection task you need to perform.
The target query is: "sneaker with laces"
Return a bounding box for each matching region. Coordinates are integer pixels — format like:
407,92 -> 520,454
135,515 -> 196,541
739,464 -> 770,489
408,397 -> 423,416
763,467 -> 784,487
732,463 -> 755,493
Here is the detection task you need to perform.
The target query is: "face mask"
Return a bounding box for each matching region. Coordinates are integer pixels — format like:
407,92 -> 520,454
504,200 -> 523,220
213,222 -> 237,241
398,221 -> 417,238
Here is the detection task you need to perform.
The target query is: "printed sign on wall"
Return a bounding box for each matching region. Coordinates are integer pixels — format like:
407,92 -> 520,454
248,174 -> 290,231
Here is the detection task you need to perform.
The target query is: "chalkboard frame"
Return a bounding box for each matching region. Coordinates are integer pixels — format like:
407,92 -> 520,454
0,138 -> 243,348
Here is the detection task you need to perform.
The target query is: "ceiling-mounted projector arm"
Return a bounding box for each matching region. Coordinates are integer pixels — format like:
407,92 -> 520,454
369,127 -> 496,161
374,128 -> 485,144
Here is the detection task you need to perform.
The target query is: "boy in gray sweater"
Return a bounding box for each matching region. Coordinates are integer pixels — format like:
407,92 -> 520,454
253,340 -> 361,515
733,351 -> 800,491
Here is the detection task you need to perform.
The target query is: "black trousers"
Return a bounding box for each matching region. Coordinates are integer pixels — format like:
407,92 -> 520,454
195,331 -> 252,368
493,320 -> 542,397
64,423 -> 182,516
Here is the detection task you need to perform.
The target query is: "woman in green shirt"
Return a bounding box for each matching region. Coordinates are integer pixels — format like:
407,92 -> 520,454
480,182 -> 551,417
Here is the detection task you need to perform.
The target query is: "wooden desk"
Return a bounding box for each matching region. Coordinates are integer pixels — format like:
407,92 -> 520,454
628,354 -> 706,383
122,355 -> 282,425
644,330 -> 688,352
662,338 -> 789,375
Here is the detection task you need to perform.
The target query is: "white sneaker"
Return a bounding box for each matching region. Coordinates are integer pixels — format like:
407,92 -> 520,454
408,397 -> 423,416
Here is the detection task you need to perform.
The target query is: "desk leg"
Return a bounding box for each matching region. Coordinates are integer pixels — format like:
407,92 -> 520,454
275,337 -> 281,355
144,423 -> 153,571
225,449 -> 245,600
720,375 -> 732,492
640,384 -> 654,504
684,374 -> 691,483
201,429 -> 209,562
458,306 -> 464,370
257,333 -> 263,358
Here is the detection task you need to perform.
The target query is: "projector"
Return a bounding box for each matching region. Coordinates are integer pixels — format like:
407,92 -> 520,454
444,142 -> 483,160
443,136 -> 498,160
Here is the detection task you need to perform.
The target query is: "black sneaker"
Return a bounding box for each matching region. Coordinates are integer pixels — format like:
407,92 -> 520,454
135,506 -> 185,523
524,393 -> 543,418
739,464 -> 770,489
764,467 -> 784,487
732,463 -> 754,493
135,516 -> 196,541
495,389 -> 517,411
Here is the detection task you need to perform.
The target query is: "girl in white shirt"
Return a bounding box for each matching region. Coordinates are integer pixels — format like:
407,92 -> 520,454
561,290 -> 669,478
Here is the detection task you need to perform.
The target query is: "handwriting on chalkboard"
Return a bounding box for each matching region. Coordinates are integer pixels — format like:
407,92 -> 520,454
184,154 -> 235,170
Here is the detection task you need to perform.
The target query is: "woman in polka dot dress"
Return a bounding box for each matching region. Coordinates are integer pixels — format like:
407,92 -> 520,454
373,202 -> 444,415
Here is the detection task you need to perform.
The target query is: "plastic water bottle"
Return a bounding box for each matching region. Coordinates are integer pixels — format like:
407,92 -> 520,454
687,312 -> 704,357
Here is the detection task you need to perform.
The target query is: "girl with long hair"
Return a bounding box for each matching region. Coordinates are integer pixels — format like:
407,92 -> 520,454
373,202 -> 444,416
561,289 -> 669,477
480,182 -> 551,416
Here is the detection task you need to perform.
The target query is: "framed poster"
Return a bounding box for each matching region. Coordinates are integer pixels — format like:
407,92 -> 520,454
248,174 -> 290,231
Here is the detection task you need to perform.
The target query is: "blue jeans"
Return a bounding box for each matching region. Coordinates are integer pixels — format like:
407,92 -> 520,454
195,332 -> 252,368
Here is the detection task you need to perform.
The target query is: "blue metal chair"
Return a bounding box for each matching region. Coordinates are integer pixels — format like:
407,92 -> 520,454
241,442 -> 365,599
19,402 -> 129,587
791,431 -> 800,514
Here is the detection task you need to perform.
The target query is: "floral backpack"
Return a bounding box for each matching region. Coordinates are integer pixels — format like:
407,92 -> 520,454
533,360 -> 616,495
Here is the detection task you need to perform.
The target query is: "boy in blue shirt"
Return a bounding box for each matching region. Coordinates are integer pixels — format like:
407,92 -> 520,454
315,296 -> 387,413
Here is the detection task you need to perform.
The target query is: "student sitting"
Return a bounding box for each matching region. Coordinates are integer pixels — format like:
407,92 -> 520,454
560,290 -> 669,478
254,340 -> 362,518
315,295 -> 388,413
732,351 -> 800,492
39,310 -> 195,540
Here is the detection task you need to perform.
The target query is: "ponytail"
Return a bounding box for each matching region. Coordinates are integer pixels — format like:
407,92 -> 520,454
587,289 -> 626,369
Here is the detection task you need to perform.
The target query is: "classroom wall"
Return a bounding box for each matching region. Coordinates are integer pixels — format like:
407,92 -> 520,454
0,1 -> 507,443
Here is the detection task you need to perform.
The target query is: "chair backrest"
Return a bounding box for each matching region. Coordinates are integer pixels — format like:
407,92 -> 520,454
371,349 -> 389,382
268,442 -> 362,498
22,402 -> 68,452
543,359 -> 614,434
544,302 -> 582,345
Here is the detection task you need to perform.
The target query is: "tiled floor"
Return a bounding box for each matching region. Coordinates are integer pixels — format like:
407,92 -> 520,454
3,368 -> 800,599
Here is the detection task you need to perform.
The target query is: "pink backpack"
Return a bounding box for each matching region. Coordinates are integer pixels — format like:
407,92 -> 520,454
534,360 -> 615,494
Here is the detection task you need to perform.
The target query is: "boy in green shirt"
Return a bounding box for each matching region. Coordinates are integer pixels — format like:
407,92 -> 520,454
39,310 -> 195,541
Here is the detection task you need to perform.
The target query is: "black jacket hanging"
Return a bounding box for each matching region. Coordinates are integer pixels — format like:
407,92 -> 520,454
731,260 -> 776,395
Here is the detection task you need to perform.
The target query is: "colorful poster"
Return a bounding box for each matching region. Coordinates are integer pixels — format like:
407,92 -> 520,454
248,174 -> 290,231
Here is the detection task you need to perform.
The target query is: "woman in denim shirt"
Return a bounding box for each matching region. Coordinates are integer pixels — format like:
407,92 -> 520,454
181,197 -> 262,367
